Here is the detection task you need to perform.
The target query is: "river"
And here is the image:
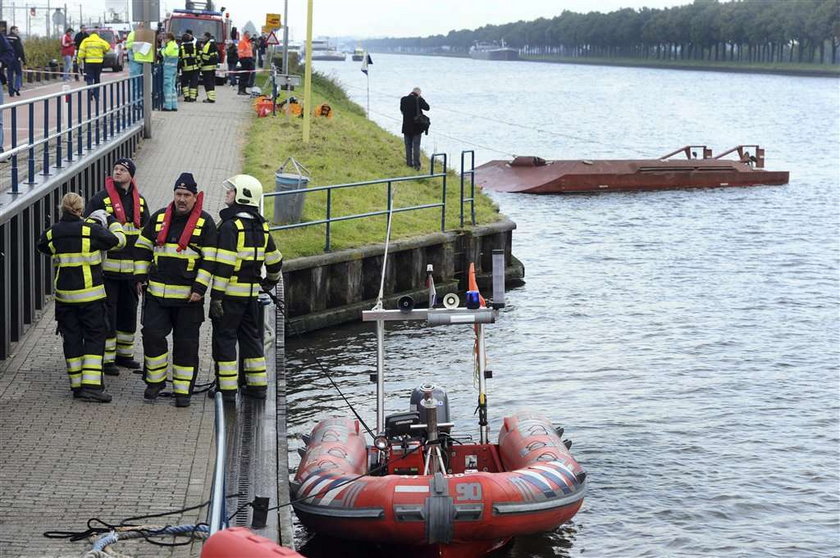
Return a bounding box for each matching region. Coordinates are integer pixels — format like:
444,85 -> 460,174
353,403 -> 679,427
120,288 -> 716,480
283,54 -> 839,557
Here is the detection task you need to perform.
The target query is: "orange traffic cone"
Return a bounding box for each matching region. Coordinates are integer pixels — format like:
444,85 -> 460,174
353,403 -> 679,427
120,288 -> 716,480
467,263 -> 486,308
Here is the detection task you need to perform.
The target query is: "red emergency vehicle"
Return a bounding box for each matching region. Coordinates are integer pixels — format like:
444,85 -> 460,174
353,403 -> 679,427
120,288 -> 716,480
164,5 -> 231,83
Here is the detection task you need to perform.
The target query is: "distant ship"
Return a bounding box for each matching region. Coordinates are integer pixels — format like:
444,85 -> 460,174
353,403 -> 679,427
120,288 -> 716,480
469,41 -> 518,61
351,47 -> 365,61
304,39 -> 346,61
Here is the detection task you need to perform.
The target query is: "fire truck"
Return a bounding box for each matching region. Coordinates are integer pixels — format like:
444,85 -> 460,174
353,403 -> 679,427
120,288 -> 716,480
163,1 -> 232,83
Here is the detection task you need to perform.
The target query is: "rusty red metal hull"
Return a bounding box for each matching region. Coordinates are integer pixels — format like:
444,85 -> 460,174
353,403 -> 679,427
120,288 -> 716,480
475,150 -> 789,194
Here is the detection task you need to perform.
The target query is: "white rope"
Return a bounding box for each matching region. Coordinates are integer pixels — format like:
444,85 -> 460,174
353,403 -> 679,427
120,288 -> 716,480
372,194 -> 396,310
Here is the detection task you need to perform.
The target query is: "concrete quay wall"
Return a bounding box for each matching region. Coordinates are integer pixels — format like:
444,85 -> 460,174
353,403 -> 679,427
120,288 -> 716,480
281,218 -> 525,334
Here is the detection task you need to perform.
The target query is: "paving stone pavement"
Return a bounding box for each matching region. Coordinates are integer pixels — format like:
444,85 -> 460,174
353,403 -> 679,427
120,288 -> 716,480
0,84 -> 257,558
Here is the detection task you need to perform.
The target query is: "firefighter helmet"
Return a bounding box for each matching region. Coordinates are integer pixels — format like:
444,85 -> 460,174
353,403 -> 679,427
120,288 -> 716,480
223,174 -> 263,207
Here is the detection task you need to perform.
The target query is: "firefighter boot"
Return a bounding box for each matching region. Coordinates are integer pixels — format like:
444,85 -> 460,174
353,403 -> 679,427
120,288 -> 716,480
115,355 -> 141,369
103,362 -> 120,376
75,388 -> 113,403
175,395 -> 191,408
144,382 -> 165,400
244,385 -> 267,400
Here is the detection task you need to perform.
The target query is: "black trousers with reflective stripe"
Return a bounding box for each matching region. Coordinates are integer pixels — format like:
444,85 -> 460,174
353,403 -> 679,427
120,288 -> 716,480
181,69 -> 199,97
105,277 -> 139,350
141,295 -> 204,390
211,298 -> 262,384
56,300 -> 107,389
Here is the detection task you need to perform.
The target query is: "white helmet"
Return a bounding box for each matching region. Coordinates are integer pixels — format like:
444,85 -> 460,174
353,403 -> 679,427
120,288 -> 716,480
224,174 -> 263,207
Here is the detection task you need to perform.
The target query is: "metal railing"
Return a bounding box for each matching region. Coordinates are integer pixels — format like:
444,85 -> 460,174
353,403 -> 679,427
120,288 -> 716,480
207,391 -> 228,535
0,76 -> 144,360
460,150 -> 477,228
265,151 -> 477,252
1,75 -> 144,194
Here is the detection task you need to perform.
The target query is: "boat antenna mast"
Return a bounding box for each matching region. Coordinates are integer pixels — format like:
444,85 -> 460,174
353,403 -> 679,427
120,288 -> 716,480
362,250 -> 507,443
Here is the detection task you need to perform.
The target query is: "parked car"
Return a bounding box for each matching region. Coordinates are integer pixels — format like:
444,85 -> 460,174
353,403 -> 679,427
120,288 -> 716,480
89,27 -> 124,72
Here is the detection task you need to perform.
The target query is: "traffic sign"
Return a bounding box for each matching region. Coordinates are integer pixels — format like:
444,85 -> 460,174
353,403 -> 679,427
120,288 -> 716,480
266,31 -> 279,46
265,13 -> 281,27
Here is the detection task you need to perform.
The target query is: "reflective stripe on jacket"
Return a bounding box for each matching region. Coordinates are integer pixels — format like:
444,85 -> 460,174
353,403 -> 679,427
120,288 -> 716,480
135,208 -> 218,303
200,40 -> 219,71
85,185 -> 149,278
211,206 -> 283,299
77,33 -> 110,63
179,42 -> 198,71
37,214 -> 125,304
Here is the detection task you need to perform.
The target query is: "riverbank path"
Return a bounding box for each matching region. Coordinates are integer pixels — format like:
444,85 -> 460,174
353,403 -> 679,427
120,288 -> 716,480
0,83 -> 258,558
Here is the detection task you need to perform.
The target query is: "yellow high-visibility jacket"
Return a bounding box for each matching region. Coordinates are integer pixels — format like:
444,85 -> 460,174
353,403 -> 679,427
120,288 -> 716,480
77,33 -> 111,64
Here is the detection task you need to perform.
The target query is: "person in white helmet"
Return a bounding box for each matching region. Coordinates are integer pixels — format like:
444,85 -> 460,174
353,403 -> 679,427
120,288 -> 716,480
209,175 -> 283,402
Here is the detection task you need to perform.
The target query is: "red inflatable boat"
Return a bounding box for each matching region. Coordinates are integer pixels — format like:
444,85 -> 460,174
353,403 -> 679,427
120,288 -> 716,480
291,263 -> 587,557
293,412 -> 586,557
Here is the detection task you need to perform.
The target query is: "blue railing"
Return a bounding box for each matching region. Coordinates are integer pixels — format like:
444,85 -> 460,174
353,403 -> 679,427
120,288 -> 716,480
1,75 -> 143,193
265,152 -> 477,252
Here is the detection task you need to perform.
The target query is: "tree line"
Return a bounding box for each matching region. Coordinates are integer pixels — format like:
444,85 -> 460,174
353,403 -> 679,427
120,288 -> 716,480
364,0 -> 840,65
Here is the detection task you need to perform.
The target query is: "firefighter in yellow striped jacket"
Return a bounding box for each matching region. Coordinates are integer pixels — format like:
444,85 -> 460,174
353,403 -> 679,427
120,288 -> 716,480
179,32 -> 199,102
134,173 -> 217,408
198,32 -> 219,103
209,175 -> 283,402
85,158 -> 149,375
37,192 -> 126,403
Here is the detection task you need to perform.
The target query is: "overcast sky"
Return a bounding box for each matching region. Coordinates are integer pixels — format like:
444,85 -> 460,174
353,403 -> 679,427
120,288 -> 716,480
52,0 -> 690,41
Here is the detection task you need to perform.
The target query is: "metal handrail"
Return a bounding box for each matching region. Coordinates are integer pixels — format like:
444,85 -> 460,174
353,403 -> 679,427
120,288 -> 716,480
208,391 -> 228,535
2,76 -> 143,193
265,153 -> 453,252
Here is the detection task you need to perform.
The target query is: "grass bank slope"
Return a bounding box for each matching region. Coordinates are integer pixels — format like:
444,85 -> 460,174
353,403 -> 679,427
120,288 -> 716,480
243,73 -> 501,259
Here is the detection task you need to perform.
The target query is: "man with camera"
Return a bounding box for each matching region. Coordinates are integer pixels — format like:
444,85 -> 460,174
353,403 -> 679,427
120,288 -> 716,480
399,86 -> 430,171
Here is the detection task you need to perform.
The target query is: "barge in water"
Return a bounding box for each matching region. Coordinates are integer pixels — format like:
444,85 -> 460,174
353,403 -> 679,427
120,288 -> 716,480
474,145 -> 789,194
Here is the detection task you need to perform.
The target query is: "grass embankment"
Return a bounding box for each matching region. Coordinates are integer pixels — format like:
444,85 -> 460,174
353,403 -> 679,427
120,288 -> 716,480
243,72 -> 502,259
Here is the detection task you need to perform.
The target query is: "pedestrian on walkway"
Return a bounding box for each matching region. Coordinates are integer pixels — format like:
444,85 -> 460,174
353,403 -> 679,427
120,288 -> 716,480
210,175 -> 283,402
257,33 -> 267,68
85,158 -> 149,374
0,31 -> 14,154
198,32 -> 219,103
161,32 -> 179,111
73,25 -> 88,81
236,31 -> 254,96
6,26 -> 24,96
179,32 -> 199,102
77,30 -> 111,101
400,86 -> 430,170
60,28 -> 75,81
226,40 -> 238,86
37,192 -> 126,403
125,22 -> 154,78
135,172 -> 218,407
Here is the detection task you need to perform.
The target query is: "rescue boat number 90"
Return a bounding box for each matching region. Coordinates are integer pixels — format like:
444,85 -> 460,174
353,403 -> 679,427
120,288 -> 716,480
456,483 -> 482,501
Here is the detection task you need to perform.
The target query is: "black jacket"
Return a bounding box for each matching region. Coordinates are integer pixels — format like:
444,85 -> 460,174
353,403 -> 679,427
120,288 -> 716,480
85,182 -> 150,278
37,213 -> 123,304
7,33 -> 24,63
400,93 -> 429,135
135,207 -> 218,305
211,204 -> 283,300
74,31 -> 88,49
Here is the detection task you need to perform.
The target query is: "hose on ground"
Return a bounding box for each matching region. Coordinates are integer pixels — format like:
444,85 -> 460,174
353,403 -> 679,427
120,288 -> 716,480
83,524 -> 209,557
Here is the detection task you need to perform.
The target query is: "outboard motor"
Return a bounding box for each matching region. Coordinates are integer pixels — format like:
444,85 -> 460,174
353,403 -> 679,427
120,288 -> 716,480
410,383 -> 450,425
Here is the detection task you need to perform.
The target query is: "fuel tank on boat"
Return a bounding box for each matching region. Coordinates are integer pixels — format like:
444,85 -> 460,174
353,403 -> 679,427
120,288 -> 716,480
475,144 -> 790,194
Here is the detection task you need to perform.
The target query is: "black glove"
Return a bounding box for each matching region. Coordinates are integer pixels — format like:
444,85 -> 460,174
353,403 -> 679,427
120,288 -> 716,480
260,280 -> 277,293
209,299 -> 224,320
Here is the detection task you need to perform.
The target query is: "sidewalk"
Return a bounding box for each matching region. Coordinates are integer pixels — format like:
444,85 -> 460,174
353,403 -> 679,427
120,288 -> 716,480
0,84 -> 255,558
